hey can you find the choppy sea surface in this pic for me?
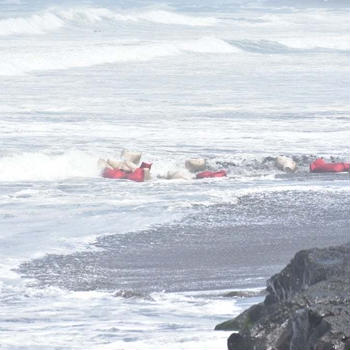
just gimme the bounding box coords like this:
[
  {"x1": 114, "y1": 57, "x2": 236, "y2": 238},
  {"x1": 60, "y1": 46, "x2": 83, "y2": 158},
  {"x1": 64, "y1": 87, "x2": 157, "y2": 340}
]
[{"x1": 0, "y1": 0, "x2": 349, "y2": 348}]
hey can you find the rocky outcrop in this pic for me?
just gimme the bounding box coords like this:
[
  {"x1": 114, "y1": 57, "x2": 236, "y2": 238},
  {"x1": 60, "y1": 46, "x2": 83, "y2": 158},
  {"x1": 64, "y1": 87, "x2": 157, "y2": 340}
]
[{"x1": 215, "y1": 243, "x2": 350, "y2": 350}]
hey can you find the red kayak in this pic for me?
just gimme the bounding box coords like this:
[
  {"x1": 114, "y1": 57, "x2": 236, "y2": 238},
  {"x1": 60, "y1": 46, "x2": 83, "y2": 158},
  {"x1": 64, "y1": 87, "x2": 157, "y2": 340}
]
[
  {"x1": 102, "y1": 167, "x2": 145, "y2": 182},
  {"x1": 310, "y1": 158, "x2": 350, "y2": 173},
  {"x1": 196, "y1": 170, "x2": 227, "y2": 179}
]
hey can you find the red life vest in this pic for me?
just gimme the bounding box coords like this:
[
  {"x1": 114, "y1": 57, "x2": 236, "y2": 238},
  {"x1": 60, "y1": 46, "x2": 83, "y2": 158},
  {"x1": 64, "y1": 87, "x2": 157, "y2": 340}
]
[
  {"x1": 310, "y1": 158, "x2": 350, "y2": 173},
  {"x1": 196, "y1": 170, "x2": 227, "y2": 179}
]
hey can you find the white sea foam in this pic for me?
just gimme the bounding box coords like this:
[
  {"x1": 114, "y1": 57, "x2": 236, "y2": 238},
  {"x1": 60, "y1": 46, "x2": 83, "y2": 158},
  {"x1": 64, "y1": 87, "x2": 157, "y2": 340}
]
[
  {"x1": 230, "y1": 38, "x2": 350, "y2": 53},
  {"x1": 0, "y1": 12, "x2": 65, "y2": 35},
  {"x1": 0, "y1": 150, "x2": 100, "y2": 181},
  {"x1": 0, "y1": 43, "x2": 177, "y2": 76},
  {"x1": 278, "y1": 35, "x2": 350, "y2": 51},
  {"x1": 179, "y1": 36, "x2": 237, "y2": 53},
  {"x1": 123, "y1": 9, "x2": 218, "y2": 26},
  {"x1": 0, "y1": 285, "x2": 247, "y2": 350},
  {"x1": 0, "y1": 37, "x2": 236, "y2": 76}
]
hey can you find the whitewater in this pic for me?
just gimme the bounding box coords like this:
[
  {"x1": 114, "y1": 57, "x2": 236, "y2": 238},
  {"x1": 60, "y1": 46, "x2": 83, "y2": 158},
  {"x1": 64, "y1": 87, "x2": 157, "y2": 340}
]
[{"x1": 0, "y1": 0, "x2": 349, "y2": 349}]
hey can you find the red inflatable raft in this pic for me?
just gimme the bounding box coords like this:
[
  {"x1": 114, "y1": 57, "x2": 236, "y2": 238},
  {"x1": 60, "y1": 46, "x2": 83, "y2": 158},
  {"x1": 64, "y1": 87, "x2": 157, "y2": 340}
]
[
  {"x1": 102, "y1": 167, "x2": 145, "y2": 182},
  {"x1": 310, "y1": 158, "x2": 350, "y2": 173},
  {"x1": 196, "y1": 170, "x2": 227, "y2": 179}
]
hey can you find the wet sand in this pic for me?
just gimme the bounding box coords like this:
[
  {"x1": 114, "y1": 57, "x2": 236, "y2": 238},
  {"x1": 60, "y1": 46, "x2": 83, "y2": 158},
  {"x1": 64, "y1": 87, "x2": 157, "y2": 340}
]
[{"x1": 19, "y1": 189, "x2": 349, "y2": 293}]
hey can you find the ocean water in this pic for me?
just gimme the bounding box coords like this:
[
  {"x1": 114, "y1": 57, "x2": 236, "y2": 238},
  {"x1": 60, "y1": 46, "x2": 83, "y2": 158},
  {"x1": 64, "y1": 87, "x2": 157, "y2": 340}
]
[{"x1": 0, "y1": 0, "x2": 349, "y2": 348}]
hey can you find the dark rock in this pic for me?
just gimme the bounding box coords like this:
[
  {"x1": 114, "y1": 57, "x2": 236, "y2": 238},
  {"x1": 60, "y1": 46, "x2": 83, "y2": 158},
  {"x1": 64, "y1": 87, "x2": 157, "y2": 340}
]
[
  {"x1": 215, "y1": 243, "x2": 350, "y2": 350},
  {"x1": 342, "y1": 337, "x2": 350, "y2": 350},
  {"x1": 113, "y1": 289, "x2": 154, "y2": 301},
  {"x1": 227, "y1": 333, "x2": 253, "y2": 349},
  {"x1": 262, "y1": 156, "x2": 277, "y2": 163},
  {"x1": 214, "y1": 161, "x2": 237, "y2": 168},
  {"x1": 223, "y1": 289, "x2": 266, "y2": 298},
  {"x1": 291, "y1": 154, "x2": 317, "y2": 167}
]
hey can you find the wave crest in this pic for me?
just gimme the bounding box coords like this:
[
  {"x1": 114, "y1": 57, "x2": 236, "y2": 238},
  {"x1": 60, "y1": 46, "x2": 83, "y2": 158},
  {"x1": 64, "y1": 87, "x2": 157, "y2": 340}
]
[
  {"x1": 0, "y1": 37, "x2": 235, "y2": 76},
  {"x1": 0, "y1": 7, "x2": 217, "y2": 36},
  {"x1": 229, "y1": 38, "x2": 350, "y2": 53},
  {"x1": 0, "y1": 151, "x2": 100, "y2": 182},
  {"x1": 0, "y1": 12, "x2": 64, "y2": 35}
]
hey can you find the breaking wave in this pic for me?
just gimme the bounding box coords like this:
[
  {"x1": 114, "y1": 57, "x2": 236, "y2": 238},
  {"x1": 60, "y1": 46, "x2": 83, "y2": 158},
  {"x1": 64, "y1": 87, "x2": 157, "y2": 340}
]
[
  {"x1": 0, "y1": 150, "x2": 100, "y2": 181},
  {"x1": 1, "y1": 150, "x2": 348, "y2": 182},
  {"x1": 211, "y1": 154, "x2": 350, "y2": 177},
  {"x1": 0, "y1": 7, "x2": 217, "y2": 36},
  {"x1": 0, "y1": 12, "x2": 65, "y2": 35},
  {"x1": 0, "y1": 37, "x2": 236, "y2": 76},
  {"x1": 229, "y1": 38, "x2": 350, "y2": 54}
]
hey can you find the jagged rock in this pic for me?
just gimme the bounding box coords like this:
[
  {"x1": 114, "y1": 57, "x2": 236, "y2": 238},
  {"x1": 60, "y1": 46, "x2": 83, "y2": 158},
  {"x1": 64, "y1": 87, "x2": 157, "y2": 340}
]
[
  {"x1": 215, "y1": 243, "x2": 350, "y2": 350},
  {"x1": 223, "y1": 290, "x2": 266, "y2": 298}
]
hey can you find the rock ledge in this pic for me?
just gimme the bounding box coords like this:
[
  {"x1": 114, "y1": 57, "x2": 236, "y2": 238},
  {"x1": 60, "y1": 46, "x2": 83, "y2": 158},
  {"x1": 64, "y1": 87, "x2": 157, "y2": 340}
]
[{"x1": 215, "y1": 243, "x2": 350, "y2": 350}]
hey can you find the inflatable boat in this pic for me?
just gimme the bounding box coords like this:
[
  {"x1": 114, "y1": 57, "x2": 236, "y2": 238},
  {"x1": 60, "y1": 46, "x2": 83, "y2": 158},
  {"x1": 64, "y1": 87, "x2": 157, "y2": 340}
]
[
  {"x1": 102, "y1": 167, "x2": 145, "y2": 182},
  {"x1": 196, "y1": 170, "x2": 227, "y2": 179},
  {"x1": 310, "y1": 158, "x2": 350, "y2": 173}
]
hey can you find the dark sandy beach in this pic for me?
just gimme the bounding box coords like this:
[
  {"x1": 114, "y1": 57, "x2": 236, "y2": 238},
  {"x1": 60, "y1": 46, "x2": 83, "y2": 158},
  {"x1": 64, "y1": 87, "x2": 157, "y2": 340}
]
[{"x1": 20, "y1": 188, "x2": 349, "y2": 293}]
